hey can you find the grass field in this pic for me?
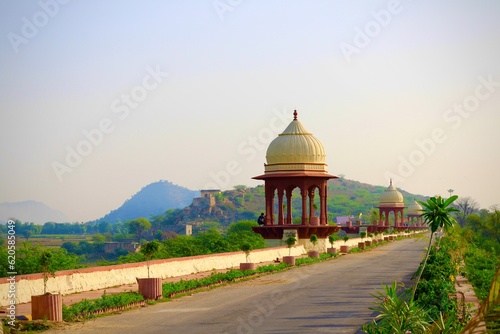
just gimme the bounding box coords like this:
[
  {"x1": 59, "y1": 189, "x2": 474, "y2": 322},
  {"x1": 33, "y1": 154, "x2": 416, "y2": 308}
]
[{"x1": 20, "y1": 234, "x2": 92, "y2": 248}]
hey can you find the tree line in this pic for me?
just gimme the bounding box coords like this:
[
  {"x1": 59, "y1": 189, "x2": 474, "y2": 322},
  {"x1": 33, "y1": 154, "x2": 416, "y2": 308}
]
[{"x1": 0, "y1": 220, "x2": 265, "y2": 277}]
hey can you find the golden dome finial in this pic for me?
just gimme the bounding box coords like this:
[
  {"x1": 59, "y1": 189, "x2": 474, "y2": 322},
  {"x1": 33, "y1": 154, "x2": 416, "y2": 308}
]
[{"x1": 293, "y1": 110, "x2": 298, "y2": 120}]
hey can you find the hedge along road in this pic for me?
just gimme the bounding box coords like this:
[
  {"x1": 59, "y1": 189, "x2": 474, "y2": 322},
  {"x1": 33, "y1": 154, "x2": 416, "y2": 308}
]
[{"x1": 46, "y1": 237, "x2": 427, "y2": 334}]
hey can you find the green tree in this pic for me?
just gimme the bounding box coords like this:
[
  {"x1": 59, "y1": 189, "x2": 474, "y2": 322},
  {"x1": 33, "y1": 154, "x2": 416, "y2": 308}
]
[
  {"x1": 362, "y1": 282, "x2": 431, "y2": 333},
  {"x1": 412, "y1": 195, "x2": 458, "y2": 300},
  {"x1": 22, "y1": 229, "x2": 33, "y2": 241},
  {"x1": 141, "y1": 240, "x2": 160, "y2": 278},
  {"x1": 198, "y1": 229, "x2": 229, "y2": 253},
  {"x1": 128, "y1": 218, "x2": 152, "y2": 242},
  {"x1": 286, "y1": 236, "x2": 297, "y2": 256},
  {"x1": 40, "y1": 250, "x2": 55, "y2": 294},
  {"x1": 92, "y1": 233, "x2": 106, "y2": 244},
  {"x1": 310, "y1": 234, "x2": 318, "y2": 251},
  {"x1": 225, "y1": 220, "x2": 265, "y2": 251},
  {"x1": 240, "y1": 242, "x2": 252, "y2": 262},
  {"x1": 328, "y1": 234, "x2": 337, "y2": 248},
  {"x1": 162, "y1": 235, "x2": 204, "y2": 257}
]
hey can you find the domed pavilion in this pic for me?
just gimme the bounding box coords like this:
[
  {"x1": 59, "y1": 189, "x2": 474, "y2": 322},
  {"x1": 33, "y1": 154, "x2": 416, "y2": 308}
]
[
  {"x1": 377, "y1": 180, "x2": 406, "y2": 229},
  {"x1": 252, "y1": 110, "x2": 339, "y2": 239},
  {"x1": 407, "y1": 199, "x2": 424, "y2": 227}
]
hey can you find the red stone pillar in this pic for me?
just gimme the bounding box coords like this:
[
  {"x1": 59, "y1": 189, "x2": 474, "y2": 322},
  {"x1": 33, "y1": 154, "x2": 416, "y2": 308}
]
[
  {"x1": 286, "y1": 189, "x2": 292, "y2": 225},
  {"x1": 265, "y1": 184, "x2": 274, "y2": 225},
  {"x1": 301, "y1": 186, "x2": 307, "y2": 225},
  {"x1": 278, "y1": 188, "x2": 284, "y2": 225},
  {"x1": 308, "y1": 188, "x2": 314, "y2": 223}
]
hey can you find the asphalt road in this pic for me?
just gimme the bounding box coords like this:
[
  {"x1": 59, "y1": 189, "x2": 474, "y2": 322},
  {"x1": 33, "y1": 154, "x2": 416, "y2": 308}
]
[{"x1": 47, "y1": 237, "x2": 427, "y2": 334}]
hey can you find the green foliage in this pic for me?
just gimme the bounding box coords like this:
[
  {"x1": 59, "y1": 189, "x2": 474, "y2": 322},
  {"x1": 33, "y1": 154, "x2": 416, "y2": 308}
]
[
  {"x1": 0, "y1": 242, "x2": 82, "y2": 278},
  {"x1": 240, "y1": 242, "x2": 252, "y2": 262},
  {"x1": 141, "y1": 240, "x2": 161, "y2": 278},
  {"x1": 141, "y1": 240, "x2": 160, "y2": 259},
  {"x1": 328, "y1": 234, "x2": 338, "y2": 247},
  {"x1": 61, "y1": 239, "x2": 104, "y2": 259},
  {"x1": 161, "y1": 235, "x2": 205, "y2": 257},
  {"x1": 419, "y1": 195, "x2": 459, "y2": 234},
  {"x1": 40, "y1": 250, "x2": 54, "y2": 294},
  {"x1": 127, "y1": 218, "x2": 152, "y2": 242},
  {"x1": 115, "y1": 220, "x2": 265, "y2": 264},
  {"x1": 285, "y1": 236, "x2": 296, "y2": 248},
  {"x1": 225, "y1": 220, "x2": 266, "y2": 251},
  {"x1": 365, "y1": 230, "x2": 473, "y2": 333},
  {"x1": 62, "y1": 291, "x2": 144, "y2": 321},
  {"x1": 413, "y1": 246, "x2": 457, "y2": 320},
  {"x1": 162, "y1": 264, "x2": 290, "y2": 298},
  {"x1": 198, "y1": 229, "x2": 231, "y2": 254},
  {"x1": 464, "y1": 243, "x2": 499, "y2": 300},
  {"x1": 91, "y1": 233, "x2": 106, "y2": 244},
  {"x1": 285, "y1": 236, "x2": 296, "y2": 256},
  {"x1": 465, "y1": 207, "x2": 500, "y2": 255},
  {"x1": 200, "y1": 221, "x2": 221, "y2": 230},
  {"x1": 362, "y1": 282, "x2": 431, "y2": 334},
  {"x1": 412, "y1": 195, "x2": 458, "y2": 300},
  {"x1": 343, "y1": 236, "x2": 349, "y2": 244}
]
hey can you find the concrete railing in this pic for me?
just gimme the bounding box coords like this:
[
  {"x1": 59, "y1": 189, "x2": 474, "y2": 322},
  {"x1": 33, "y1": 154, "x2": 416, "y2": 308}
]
[{"x1": 0, "y1": 245, "x2": 307, "y2": 306}]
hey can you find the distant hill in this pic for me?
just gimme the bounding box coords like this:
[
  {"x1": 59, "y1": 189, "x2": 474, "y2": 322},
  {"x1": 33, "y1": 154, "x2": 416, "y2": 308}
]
[
  {"x1": 95, "y1": 180, "x2": 199, "y2": 223},
  {"x1": 154, "y1": 178, "x2": 428, "y2": 227},
  {"x1": 0, "y1": 200, "x2": 67, "y2": 224}
]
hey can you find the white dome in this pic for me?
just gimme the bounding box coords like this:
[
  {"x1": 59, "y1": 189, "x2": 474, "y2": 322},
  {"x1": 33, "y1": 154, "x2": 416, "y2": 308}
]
[
  {"x1": 263, "y1": 111, "x2": 329, "y2": 175},
  {"x1": 407, "y1": 199, "x2": 423, "y2": 215},
  {"x1": 379, "y1": 180, "x2": 404, "y2": 208}
]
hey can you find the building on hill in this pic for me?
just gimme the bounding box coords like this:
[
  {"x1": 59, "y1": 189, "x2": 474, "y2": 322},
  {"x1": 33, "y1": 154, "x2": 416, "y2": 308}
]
[{"x1": 192, "y1": 189, "x2": 220, "y2": 209}]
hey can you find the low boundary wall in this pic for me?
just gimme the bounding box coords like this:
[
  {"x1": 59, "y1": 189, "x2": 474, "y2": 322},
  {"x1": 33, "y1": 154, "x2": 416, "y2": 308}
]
[{"x1": 0, "y1": 245, "x2": 306, "y2": 306}]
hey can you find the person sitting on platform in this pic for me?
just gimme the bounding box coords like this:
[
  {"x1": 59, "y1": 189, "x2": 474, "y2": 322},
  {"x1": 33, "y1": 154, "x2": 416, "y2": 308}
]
[{"x1": 257, "y1": 213, "x2": 265, "y2": 226}]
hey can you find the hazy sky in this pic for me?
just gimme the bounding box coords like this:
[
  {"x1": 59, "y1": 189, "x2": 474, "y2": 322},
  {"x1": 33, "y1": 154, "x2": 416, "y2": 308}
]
[{"x1": 1, "y1": 0, "x2": 499, "y2": 222}]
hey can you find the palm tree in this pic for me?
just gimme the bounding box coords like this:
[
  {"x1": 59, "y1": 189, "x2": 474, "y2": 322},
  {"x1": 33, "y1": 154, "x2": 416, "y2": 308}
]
[{"x1": 411, "y1": 195, "x2": 458, "y2": 300}]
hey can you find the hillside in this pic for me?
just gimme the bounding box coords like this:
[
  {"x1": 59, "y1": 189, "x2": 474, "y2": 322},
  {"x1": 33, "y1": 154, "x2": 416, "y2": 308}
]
[
  {"x1": 0, "y1": 200, "x2": 67, "y2": 224},
  {"x1": 153, "y1": 178, "x2": 428, "y2": 226},
  {"x1": 95, "y1": 180, "x2": 199, "y2": 223}
]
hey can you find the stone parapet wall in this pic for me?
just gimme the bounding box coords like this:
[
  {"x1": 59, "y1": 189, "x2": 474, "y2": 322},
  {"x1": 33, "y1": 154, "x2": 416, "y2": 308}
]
[{"x1": 0, "y1": 245, "x2": 306, "y2": 307}]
